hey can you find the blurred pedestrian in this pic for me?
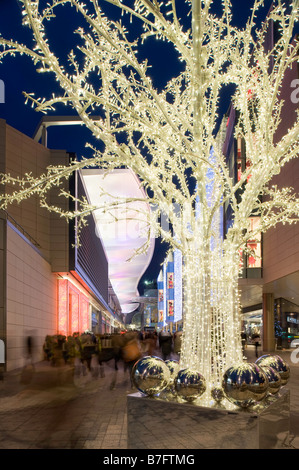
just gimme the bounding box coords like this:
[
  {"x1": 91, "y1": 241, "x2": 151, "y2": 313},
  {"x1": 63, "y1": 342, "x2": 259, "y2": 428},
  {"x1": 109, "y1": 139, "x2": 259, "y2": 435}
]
[
  {"x1": 111, "y1": 331, "x2": 125, "y2": 371},
  {"x1": 174, "y1": 330, "x2": 182, "y2": 358},
  {"x1": 159, "y1": 330, "x2": 173, "y2": 361},
  {"x1": 252, "y1": 332, "x2": 261, "y2": 358},
  {"x1": 109, "y1": 332, "x2": 125, "y2": 389},
  {"x1": 43, "y1": 335, "x2": 53, "y2": 361},
  {"x1": 27, "y1": 335, "x2": 32, "y2": 356},
  {"x1": 20, "y1": 335, "x2": 35, "y2": 385},
  {"x1": 122, "y1": 331, "x2": 142, "y2": 388},
  {"x1": 241, "y1": 331, "x2": 247, "y2": 352},
  {"x1": 144, "y1": 332, "x2": 156, "y2": 356},
  {"x1": 80, "y1": 332, "x2": 96, "y2": 372}
]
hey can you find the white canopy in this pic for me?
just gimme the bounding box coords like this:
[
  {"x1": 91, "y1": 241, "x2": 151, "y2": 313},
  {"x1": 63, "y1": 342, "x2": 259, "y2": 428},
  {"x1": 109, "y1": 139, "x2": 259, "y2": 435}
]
[{"x1": 80, "y1": 168, "x2": 155, "y2": 314}]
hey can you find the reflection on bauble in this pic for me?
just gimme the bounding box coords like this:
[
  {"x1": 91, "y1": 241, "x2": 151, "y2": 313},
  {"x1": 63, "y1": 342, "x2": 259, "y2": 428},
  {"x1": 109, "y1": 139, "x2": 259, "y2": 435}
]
[
  {"x1": 174, "y1": 368, "x2": 206, "y2": 402},
  {"x1": 255, "y1": 355, "x2": 290, "y2": 385},
  {"x1": 259, "y1": 365, "x2": 282, "y2": 395},
  {"x1": 222, "y1": 362, "x2": 269, "y2": 408},
  {"x1": 165, "y1": 359, "x2": 180, "y2": 380},
  {"x1": 131, "y1": 356, "x2": 171, "y2": 396}
]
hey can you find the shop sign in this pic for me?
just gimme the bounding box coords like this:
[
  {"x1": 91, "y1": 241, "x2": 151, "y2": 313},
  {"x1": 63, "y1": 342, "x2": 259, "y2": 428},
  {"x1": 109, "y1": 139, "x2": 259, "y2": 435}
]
[
  {"x1": 167, "y1": 272, "x2": 174, "y2": 289},
  {"x1": 287, "y1": 315, "x2": 299, "y2": 324},
  {"x1": 159, "y1": 310, "x2": 163, "y2": 322},
  {"x1": 168, "y1": 300, "x2": 174, "y2": 316}
]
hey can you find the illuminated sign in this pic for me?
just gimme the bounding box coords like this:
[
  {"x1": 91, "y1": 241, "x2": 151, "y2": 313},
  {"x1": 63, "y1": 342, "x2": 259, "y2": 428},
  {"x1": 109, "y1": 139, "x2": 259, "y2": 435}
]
[
  {"x1": 287, "y1": 316, "x2": 299, "y2": 324},
  {"x1": 159, "y1": 310, "x2": 164, "y2": 322},
  {"x1": 168, "y1": 300, "x2": 174, "y2": 317},
  {"x1": 167, "y1": 272, "x2": 174, "y2": 289}
]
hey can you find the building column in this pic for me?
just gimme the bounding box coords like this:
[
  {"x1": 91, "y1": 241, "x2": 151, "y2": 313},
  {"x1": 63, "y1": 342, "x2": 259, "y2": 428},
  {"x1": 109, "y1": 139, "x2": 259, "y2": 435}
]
[{"x1": 262, "y1": 293, "x2": 275, "y2": 352}]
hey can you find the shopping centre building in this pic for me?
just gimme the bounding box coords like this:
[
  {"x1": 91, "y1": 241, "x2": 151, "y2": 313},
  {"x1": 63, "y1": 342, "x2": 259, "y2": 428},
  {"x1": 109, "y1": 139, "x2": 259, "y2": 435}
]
[
  {"x1": 0, "y1": 119, "x2": 125, "y2": 371},
  {"x1": 222, "y1": 30, "x2": 299, "y2": 351}
]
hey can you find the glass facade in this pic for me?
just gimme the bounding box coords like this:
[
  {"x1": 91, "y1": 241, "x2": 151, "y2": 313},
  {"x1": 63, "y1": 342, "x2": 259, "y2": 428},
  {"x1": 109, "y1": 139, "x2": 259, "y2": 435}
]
[
  {"x1": 241, "y1": 308, "x2": 263, "y2": 345},
  {"x1": 275, "y1": 298, "x2": 299, "y2": 349}
]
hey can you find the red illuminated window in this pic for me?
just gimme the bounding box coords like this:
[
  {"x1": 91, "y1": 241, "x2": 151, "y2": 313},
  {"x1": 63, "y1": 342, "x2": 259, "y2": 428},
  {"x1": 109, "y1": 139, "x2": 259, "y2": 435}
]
[{"x1": 58, "y1": 278, "x2": 90, "y2": 335}]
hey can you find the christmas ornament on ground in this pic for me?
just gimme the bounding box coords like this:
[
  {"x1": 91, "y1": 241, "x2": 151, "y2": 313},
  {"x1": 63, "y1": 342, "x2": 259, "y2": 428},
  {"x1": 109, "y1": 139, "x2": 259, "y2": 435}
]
[
  {"x1": 222, "y1": 363, "x2": 269, "y2": 408},
  {"x1": 131, "y1": 356, "x2": 171, "y2": 396},
  {"x1": 258, "y1": 365, "x2": 282, "y2": 395},
  {"x1": 256, "y1": 355, "x2": 290, "y2": 386},
  {"x1": 211, "y1": 386, "x2": 225, "y2": 403},
  {"x1": 174, "y1": 368, "x2": 206, "y2": 402}
]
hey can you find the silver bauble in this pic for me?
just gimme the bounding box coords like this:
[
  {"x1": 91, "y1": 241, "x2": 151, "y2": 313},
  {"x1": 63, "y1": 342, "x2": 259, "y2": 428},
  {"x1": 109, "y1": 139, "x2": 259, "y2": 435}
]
[
  {"x1": 256, "y1": 354, "x2": 290, "y2": 385},
  {"x1": 174, "y1": 368, "x2": 206, "y2": 402},
  {"x1": 222, "y1": 362, "x2": 269, "y2": 408},
  {"x1": 131, "y1": 356, "x2": 171, "y2": 396},
  {"x1": 260, "y1": 365, "x2": 282, "y2": 395},
  {"x1": 165, "y1": 360, "x2": 180, "y2": 380},
  {"x1": 211, "y1": 386, "x2": 225, "y2": 403}
]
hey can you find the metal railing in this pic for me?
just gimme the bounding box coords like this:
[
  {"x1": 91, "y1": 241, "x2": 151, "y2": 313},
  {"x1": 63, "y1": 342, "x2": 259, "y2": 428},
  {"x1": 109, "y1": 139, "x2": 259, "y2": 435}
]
[{"x1": 2, "y1": 210, "x2": 41, "y2": 248}]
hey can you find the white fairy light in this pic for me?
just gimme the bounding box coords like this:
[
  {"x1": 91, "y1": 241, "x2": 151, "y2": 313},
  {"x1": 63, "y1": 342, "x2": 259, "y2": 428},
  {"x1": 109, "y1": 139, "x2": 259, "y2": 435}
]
[{"x1": 0, "y1": 0, "x2": 298, "y2": 394}]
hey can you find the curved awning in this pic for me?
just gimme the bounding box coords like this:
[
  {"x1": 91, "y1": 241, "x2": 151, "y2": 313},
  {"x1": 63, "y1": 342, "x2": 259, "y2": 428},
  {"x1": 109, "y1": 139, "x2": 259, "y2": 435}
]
[{"x1": 80, "y1": 168, "x2": 155, "y2": 314}]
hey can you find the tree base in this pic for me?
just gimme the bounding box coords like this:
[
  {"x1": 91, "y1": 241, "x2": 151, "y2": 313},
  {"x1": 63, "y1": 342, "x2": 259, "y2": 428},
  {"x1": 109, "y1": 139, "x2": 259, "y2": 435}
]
[{"x1": 127, "y1": 388, "x2": 290, "y2": 449}]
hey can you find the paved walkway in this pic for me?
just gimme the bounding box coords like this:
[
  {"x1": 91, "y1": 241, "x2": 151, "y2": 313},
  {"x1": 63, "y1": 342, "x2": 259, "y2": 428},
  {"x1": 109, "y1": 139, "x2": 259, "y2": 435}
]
[{"x1": 0, "y1": 346, "x2": 298, "y2": 450}]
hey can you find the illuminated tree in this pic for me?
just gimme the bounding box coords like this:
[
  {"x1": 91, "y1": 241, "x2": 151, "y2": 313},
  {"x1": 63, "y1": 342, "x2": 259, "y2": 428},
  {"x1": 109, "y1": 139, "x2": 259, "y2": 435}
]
[{"x1": 0, "y1": 0, "x2": 298, "y2": 397}]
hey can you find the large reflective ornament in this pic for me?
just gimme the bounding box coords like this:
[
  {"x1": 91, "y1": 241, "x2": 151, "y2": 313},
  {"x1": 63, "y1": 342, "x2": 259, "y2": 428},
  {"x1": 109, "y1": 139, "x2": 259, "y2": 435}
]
[
  {"x1": 260, "y1": 365, "x2": 282, "y2": 395},
  {"x1": 174, "y1": 369, "x2": 206, "y2": 402},
  {"x1": 222, "y1": 363, "x2": 269, "y2": 408},
  {"x1": 256, "y1": 355, "x2": 290, "y2": 385},
  {"x1": 131, "y1": 356, "x2": 171, "y2": 396}
]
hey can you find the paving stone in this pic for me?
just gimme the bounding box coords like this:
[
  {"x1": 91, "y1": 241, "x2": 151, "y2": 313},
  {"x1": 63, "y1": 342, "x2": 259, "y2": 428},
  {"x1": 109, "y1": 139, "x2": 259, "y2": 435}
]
[{"x1": 0, "y1": 347, "x2": 298, "y2": 449}]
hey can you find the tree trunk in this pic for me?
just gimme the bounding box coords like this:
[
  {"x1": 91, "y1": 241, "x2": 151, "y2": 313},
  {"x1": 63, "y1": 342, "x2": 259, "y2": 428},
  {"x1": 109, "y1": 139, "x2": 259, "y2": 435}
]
[{"x1": 179, "y1": 240, "x2": 243, "y2": 397}]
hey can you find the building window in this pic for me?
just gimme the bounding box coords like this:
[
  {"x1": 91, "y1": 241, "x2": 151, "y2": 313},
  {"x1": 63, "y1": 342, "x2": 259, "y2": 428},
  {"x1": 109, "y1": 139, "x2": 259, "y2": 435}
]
[
  {"x1": 58, "y1": 278, "x2": 90, "y2": 336},
  {"x1": 69, "y1": 288, "x2": 79, "y2": 333}
]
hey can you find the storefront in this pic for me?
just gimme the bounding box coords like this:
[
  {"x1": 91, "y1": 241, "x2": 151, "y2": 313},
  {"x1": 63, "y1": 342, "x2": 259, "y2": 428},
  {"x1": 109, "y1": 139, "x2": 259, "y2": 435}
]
[
  {"x1": 57, "y1": 276, "x2": 90, "y2": 335},
  {"x1": 57, "y1": 274, "x2": 115, "y2": 337},
  {"x1": 275, "y1": 298, "x2": 299, "y2": 349},
  {"x1": 241, "y1": 308, "x2": 263, "y2": 344}
]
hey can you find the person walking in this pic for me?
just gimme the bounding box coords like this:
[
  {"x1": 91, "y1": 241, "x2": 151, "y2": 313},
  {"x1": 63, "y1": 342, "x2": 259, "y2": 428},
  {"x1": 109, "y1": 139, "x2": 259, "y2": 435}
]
[
  {"x1": 174, "y1": 330, "x2": 182, "y2": 359},
  {"x1": 121, "y1": 331, "x2": 142, "y2": 388},
  {"x1": 252, "y1": 332, "x2": 261, "y2": 358},
  {"x1": 159, "y1": 330, "x2": 173, "y2": 361}
]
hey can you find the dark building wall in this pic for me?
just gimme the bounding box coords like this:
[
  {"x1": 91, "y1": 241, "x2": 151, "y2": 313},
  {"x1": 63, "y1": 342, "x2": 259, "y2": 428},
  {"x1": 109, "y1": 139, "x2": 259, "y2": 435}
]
[
  {"x1": 70, "y1": 171, "x2": 109, "y2": 304},
  {"x1": 262, "y1": 38, "x2": 299, "y2": 285},
  {"x1": 0, "y1": 119, "x2": 70, "y2": 264}
]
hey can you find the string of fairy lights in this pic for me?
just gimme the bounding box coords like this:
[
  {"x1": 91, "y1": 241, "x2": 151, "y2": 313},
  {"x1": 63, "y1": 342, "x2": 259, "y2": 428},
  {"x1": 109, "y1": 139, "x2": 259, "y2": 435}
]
[{"x1": 0, "y1": 0, "x2": 298, "y2": 392}]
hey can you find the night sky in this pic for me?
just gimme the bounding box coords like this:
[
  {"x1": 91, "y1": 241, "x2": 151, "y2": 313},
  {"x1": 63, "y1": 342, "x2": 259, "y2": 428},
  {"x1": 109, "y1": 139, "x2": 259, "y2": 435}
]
[{"x1": 0, "y1": 0, "x2": 288, "y2": 292}]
